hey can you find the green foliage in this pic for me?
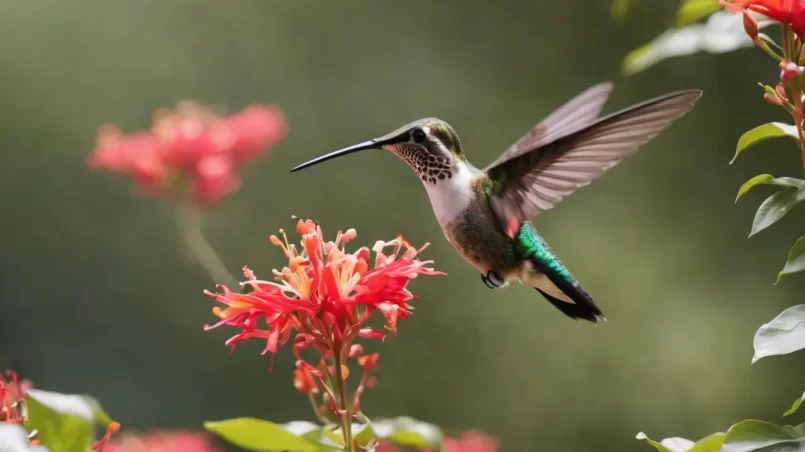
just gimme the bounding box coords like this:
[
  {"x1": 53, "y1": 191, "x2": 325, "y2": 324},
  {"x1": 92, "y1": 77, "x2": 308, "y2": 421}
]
[
  {"x1": 204, "y1": 418, "x2": 334, "y2": 451},
  {"x1": 350, "y1": 417, "x2": 443, "y2": 450},
  {"x1": 636, "y1": 431, "x2": 725, "y2": 451},
  {"x1": 784, "y1": 392, "x2": 805, "y2": 417},
  {"x1": 749, "y1": 185, "x2": 805, "y2": 236},
  {"x1": 735, "y1": 175, "x2": 803, "y2": 202},
  {"x1": 721, "y1": 419, "x2": 805, "y2": 451},
  {"x1": 676, "y1": 0, "x2": 722, "y2": 27},
  {"x1": 205, "y1": 416, "x2": 443, "y2": 452},
  {"x1": 25, "y1": 389, "x2": 112, "y2": 452},
  {"x1": 731, "y1": 123, "x2": 799, "y2": 164},
  {"x1": 778, "y1": 236, "x2": 805, "y2": 282},
  {"x1": 611, "y1": 0, "x2": 639, "y2": 22},
  {"x1": 752, "y1": 305, "x2": 805, "y2": 363},
  {"x1": 622, "y1": 11, "x2": 752, "y2": 75}
]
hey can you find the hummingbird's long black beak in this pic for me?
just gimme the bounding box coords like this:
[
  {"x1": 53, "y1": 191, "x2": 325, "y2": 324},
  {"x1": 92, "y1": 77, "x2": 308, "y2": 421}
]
[{"x1": 289, "y1": 140, "x2": 381, "y2": 173}]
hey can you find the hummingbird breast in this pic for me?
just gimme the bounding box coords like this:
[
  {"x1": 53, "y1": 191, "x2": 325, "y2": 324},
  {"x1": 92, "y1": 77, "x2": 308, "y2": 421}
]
[{"x1": 442, "y1": 199, "x2": 521, "y2": 276}]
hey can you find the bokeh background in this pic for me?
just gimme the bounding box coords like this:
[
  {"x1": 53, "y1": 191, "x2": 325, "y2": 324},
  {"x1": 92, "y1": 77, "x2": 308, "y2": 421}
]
[{"x1": 2, "y1": 1, "x2": 804, "y2": 450}]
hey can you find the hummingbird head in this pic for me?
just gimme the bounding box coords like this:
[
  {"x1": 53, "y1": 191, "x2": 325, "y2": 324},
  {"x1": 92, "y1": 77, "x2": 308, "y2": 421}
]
[{"x1": 289, "y1": 118, "x2": 466, "y2": 185}]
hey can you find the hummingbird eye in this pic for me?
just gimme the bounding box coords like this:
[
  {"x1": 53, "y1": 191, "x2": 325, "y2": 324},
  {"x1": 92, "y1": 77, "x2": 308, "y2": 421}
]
[{"x1": 411, "y1": 128, "x2": 427, "y2": 143}]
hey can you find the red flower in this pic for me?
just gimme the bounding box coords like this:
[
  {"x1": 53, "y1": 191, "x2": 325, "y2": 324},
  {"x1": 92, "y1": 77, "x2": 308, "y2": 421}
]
[
  {"x1": 102, "y1": 430, "x2": 221, "y2": 452},
  {"x1": 0, "y1": 371, "x2": 32, "y2": 423},
  {"x1": 204, "y1": 218, "x2": 444, "y2": 416},
  {"x1": 721, "y1": 0, "x2": 805, "y2": 37},
  {"x1": 204, "y1": 219, "x2": 443, "y2": 360},
  {"x1": 88, "y1": 102, "x2": 286, "y2": 206}
]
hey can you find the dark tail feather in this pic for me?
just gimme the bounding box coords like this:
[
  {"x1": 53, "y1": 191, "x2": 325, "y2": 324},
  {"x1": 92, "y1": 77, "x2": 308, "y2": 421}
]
[
  {"x1": 527, "y1": 256, "x2": 606, "y2": 324},
  {"x1": 534, "y1": 288, "x2": 604, "y2": 323}
]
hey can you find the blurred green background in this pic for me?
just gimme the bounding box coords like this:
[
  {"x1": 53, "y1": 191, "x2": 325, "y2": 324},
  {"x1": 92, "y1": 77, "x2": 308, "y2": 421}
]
[{"x1": 2, "y1": 0, "x2": 804, "y2": 450}]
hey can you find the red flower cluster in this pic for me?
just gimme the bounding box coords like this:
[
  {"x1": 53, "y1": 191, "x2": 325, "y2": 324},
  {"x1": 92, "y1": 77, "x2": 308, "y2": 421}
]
[
  {"x1": 87, "y1": 101, "x2": 286, "y2": 205},
  {"x1": 0, "y1": 371, "x2": 32, "y2": 424},
  {"x1": 102, "y1": 431, "x2": 221, "y2": 452},
  {"x1": 204, "y1": 219, "x2": 443, "y2": 417},
  {"x1": 374, "y1": 431, "x2": 499, "y2": 452},
  {"x1": 204, "y1": 219, "x2": 443, "y2": 359},
  {"x1": 722, "y1": 0, "x2": 805, "y2": 37}
]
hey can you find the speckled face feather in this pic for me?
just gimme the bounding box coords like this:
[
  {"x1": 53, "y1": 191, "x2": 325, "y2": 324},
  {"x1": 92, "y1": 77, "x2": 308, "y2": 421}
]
[{"x1": 382, "y1": 119, "x2": 465, "y2": 185}]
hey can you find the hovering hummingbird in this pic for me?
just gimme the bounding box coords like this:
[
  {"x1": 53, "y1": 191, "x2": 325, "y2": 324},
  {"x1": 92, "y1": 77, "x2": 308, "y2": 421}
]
[{"x1": 289, "y1": 83, "x2": 702, "y2": 323}]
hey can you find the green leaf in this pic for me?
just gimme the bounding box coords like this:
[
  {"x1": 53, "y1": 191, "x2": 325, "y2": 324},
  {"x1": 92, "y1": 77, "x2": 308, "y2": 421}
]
[
  {"x1": 612, "y1": 0, "x2": 639, "y2": 22},
  {"x1": 752, "y1": 305, "x2": 805, "y2": 363},
  {"x1": 735, "y1": 174, "x2": 804, "y2": 202},
  {"x1": 25, "y1": 389, "x2": 101, "y2": 452},
  {"x1": 750, "y1": 187, "x2": 805, "y2": 236},
  {"x1": 204, "y1": 418, "x2": 331, "y2": 451},
  {"x1": 0, "y1": 423, "x2": 47, "y2": 452},
  {"x1": 721, "y1": 419, "x2": 805, "y2": 451},
  {"x1": 344, "y1": 417, "x2": 442, "y2": 450},
  {"x1": 777, "y1": 236, "x2": 805, "y2": 283},
  {"x1": 636, "y1": 431, "x2": 725, "y2": 451},
  {"x1": 675, "y1": 0, "x2": 721, "y2": 27},
  {"x1": 623, "y1": 11, "x2": 753, "y2": 75},
  {"x1": 731, "y1": 123, "x2": 799, "y2": 164},
  {"x1": 784, "y1": 391, "x2": 805, "y2": 417}
]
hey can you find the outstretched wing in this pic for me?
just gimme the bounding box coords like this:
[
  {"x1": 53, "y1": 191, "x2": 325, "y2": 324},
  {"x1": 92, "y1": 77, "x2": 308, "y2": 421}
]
[
  {"x1": 485, "y1": 90, "x2": 702, "y2": 229},
  {"x1": 484, "y1": 82, "x2": 614, "y2": 170}
]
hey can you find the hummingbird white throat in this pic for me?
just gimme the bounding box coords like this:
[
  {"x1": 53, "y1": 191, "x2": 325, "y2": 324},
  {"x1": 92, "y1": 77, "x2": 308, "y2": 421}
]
[{"x1": 290, "y1": 82, "x2": 702, "y2": 324}]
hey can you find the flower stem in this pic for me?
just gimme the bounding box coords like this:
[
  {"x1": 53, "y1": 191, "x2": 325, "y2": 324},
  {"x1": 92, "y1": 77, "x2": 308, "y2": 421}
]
[
  {"x1": 308, "y1": 393, "x2": 331, "y2": 425},
  {"x1": 333, "y1": 348, "x2": 353, "y2": 452},
  {"x1": 175, "y1": 201, "x2": 238, "y2": 288}
]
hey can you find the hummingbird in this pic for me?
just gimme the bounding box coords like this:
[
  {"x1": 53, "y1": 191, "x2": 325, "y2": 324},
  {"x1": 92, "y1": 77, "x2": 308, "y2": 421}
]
[{"x1": 289, "y1": 83, "x2": 702, "y2": 324}]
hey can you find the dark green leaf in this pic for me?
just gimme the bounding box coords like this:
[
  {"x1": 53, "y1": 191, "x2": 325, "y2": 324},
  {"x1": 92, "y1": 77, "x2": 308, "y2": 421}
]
[
  {"x1": 735, "y1": 175, "x2": 804, "y2": 202},
  {"x1": 622, "y1": 11, "x2": 752, "y2": 75},
  {"x1": 0, "y1": 423, "x2": 47, "y2": 452},
  {"x1": 777, "y1": 236, "x2": 805, "y2": 283},
  {"x1": 612, "y1": 0, "x2": 639, "y2": 22},
  {"x1": 784, "y1": 391, "x2": 805, "y2": 417},
  {"x1": 752, "y1": 305, "x2": 805, "y2": 363},
  {"x1": 204, "y1": 418, "x2": 331, "y2": 451},
  {"x1": 636, "y1": 431, "x2": 725, "y2": 451},
  {"x1": 750, "y1": 187, "x2": 805, "y2": 236},
  {"x1": 721, "y1": 419, "x2": 805, "y2": 452},
  {"x1": 25, "y1": 389, "x2": 98, "y2": 452},
  {"x1": 675, "y1": 0, "x2": 722, "y2": 27},
  {"x1": 731, "y1": 123, "x2": 799, "y2": 164}
]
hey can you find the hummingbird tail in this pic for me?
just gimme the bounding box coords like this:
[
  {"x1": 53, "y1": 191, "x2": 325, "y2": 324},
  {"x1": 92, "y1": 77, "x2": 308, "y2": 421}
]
[{"x1": 524, "y1": 256, "x2": 606, "y2": 324}]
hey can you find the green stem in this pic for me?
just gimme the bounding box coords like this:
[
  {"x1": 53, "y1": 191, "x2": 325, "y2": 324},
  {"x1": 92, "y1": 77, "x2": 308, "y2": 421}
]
[
  {"x1": 175, "y1": 201, "x2": 238, "y2": 288},
  {"x1": 755, "y1": 38, "x2": 784, "y2": 62},
  {"x1": 333, "y1": 348, "x2": 353, "y2": 452}
]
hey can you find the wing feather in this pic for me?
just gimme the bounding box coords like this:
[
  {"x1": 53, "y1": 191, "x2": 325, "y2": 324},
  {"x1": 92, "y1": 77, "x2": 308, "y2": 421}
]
[
  {"x1": 487, "y1": 89, "x2": 702, "y2": 228},
  {"x1": 484, "y1": 82, "x2": 614, "y2": 170}
]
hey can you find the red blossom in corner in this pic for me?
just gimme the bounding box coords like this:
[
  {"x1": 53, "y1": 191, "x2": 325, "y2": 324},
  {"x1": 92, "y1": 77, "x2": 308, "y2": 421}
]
[
  {"x1": 721, "y1": 0, "x2": 805, "y2": 37},
  {"x1": 87, "y1": 101, "x2": 286, "y2": 206},
  {"x1": 0, "y1": 370, "x2": 32, "y2": 424}
]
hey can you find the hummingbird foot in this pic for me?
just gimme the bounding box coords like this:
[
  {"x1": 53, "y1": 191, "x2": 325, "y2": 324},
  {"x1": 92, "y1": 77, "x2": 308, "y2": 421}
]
[{"x1": 481, "y1": 270, "x2": 505, "y2": 289}]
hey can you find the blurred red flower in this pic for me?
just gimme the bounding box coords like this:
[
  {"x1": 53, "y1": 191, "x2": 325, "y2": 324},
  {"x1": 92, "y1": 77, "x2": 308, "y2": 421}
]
[
  {"x1": 102, "y1": 431, "x2": 221, "y2": 452},
  {"x1": 0, "y1": 371, "x2": 32, "y2": 423},
  {"x1": 87, "y1": 101, "x2": 286, "y2": 205},
  {"x1": 721, "y1": 0, "x2": 805, "y2": 37},
  {"x1": 442, "y1": 431, "x2": 499, "y2": 452}
]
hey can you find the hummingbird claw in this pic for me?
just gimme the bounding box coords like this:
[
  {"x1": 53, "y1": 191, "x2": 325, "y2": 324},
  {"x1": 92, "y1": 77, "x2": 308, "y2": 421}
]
[{"x1": 481, "y1": 270, "x2": 504, "y2": 289}]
